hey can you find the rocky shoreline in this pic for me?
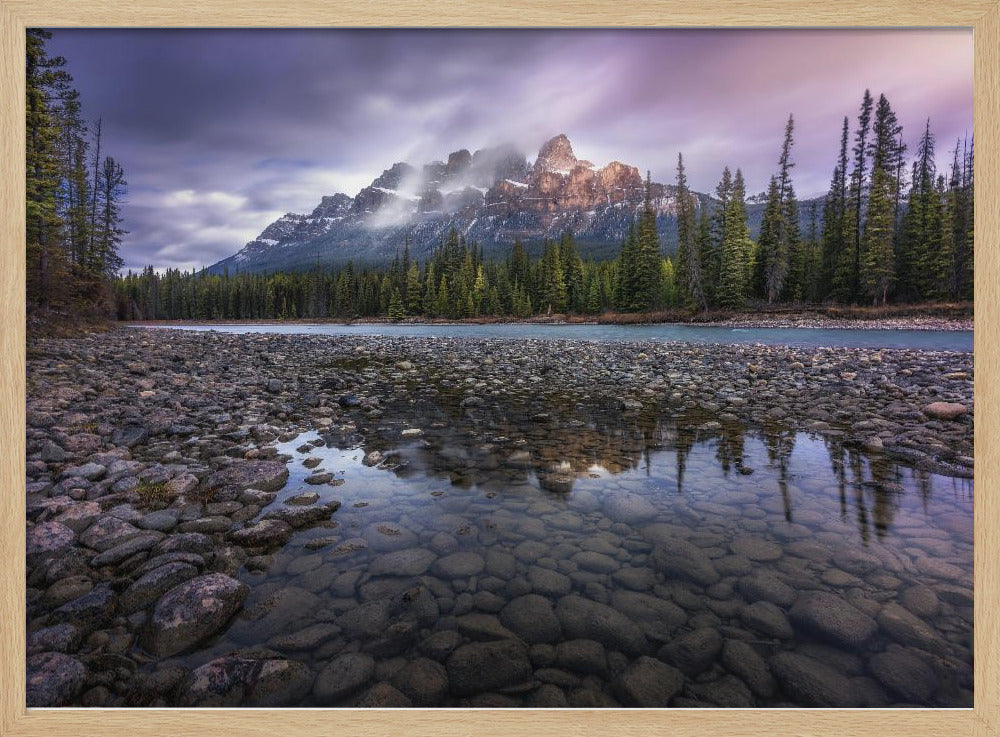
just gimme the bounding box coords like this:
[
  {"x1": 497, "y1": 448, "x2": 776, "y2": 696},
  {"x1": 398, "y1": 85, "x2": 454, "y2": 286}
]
[
  {"x1": 25, "y1": 328, "x2": 974, "y2": 707},
  {"x1": 129, "y1": 312, "x2": 975, "y2": 332}
]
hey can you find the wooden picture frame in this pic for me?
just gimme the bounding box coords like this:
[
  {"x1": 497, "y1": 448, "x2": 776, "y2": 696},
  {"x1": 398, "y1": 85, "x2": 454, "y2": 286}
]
[{"x1": 1, "y1": 2, "x2": 996, "y2": 735}]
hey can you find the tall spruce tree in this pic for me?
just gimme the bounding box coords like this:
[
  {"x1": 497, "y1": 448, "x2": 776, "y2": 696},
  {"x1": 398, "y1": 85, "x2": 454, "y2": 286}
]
[
  {"x1": 859, "y1": 94, "x2": 904, "y2": 305},
  {"x1": 845, "y1": 90, "x2": 875, "y2": 302},
  {"x1": 716, "y1": 169, "x2": 750, "y2": 308},
  {"x1": 633, "y1": 172, "x2": 663, "y2": 310},
  {"x1": 674, "y1": 153, "x2": 706, "y2": 311},
  {"x1": 755, "y1": 115, "x2": 799, "y2": 303},
  {"x1": 754, "y1": 176, "x2": 783, "y2": 302},
  {"x1": 616, "y1": 222, "x2": 639, "y2": 310},
  {"x1": 824, "y1": 117, "x2": 852, "y2": 301},
  {"x1": 899, "y1": 120, "x2": 938, "y2": 301}
]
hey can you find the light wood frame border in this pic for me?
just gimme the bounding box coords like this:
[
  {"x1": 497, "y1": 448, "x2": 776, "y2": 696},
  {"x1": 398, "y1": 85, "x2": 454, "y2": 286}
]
[{"x1": 1, "y1": 2, "x2": 997, "y2": 736}]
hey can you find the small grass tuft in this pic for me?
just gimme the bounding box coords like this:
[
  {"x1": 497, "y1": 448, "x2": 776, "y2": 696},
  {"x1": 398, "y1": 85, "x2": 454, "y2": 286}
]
[{"x1": 135, "y1": 480, "x2": 170, "y2": 508}]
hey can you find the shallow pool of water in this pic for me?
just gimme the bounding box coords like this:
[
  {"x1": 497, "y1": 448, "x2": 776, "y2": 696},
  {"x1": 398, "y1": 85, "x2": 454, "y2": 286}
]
[{"x1": 167, "y1": 395, "x2": 973, "y2": 707}]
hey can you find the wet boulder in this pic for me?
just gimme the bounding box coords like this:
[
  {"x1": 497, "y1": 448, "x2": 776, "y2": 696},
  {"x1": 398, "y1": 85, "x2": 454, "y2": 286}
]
[
  {"x1": 789, "y1": 591, "x2": 877, "y2": 651},
  {"x1": 181, "y1": 652, "x2": 313, "y2": 707},
  {"x1": 26, "y1": 652, "x2": 87, "y2": 706},
  {"x1": 446, "y1": 639, "x2": 532, "y2": 696},
  {"x1": 142, "y1": 573, "x2": 249, "y2": 657},
  {"x1": 555, "y1": 595, "x2": 647, "y2": 655}
]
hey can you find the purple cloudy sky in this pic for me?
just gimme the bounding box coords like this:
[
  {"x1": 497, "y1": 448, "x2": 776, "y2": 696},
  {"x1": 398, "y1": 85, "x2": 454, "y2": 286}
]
[{"x1": 45, "y1": 28, "x2": 973, "y2": 272}]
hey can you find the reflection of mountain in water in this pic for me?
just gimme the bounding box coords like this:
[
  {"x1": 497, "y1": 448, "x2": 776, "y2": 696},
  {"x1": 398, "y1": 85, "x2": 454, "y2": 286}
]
[{"x1": 340, "y1": 392, "x2": 972, "y2": 544}]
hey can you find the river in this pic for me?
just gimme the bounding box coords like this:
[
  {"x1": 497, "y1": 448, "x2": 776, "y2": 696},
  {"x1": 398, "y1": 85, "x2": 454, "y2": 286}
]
[{"x1": 139, "y1": 322, "x2": 974, "y2": 351}]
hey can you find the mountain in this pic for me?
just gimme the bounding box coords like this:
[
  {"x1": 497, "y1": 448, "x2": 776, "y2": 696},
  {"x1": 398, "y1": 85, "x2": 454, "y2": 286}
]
[{"x1": 209, "y1": 134, "x2": 820, "y2": 274}]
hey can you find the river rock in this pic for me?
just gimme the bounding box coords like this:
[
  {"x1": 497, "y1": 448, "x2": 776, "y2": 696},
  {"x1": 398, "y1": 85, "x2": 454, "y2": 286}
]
[
  {"x1": 203, "y1": 460, "x2": 289, "y2": 496},
  {"x1": 229, "y1": 519, "x2": 293, "y2": 548},
  {"x1": 603, "y1": 493, "x2": 657, "y2": 524},
  {"x1": 721, "y1": 639, "x2": 775, "y2": 698},
  {"x1": 313, "y1": 653, "x2": 376, "y2": 704},
  {"x1": 182, "y1": 653, "x2": 313, "y2": 707},
  {"x1": 651, "y1": 539, "x2": 720, "y2": 587},
  {"x1": 770, "y1": 651, "x2": 856, "y2": 707},
  {"x1": 869, "y1": 649, "x2": 938, "y2": 703},
  {"x1": 877, "y1": 603, "x2": 949, "y2": 654},
  {"x1": 390, "y1": 657, "x2": 449, "y2": 706},
  {"x1": 499, "y1": 594, "x2": 562, "y2": 644},
  {"x1": 27, "y1": 521, "x2": 76, "y2": 561},
  {"x1": 142, "y1": 573, "x2": 249, "y2": 656},
  {"x1": 121, "y1": 561, "x2": 198, "y2": 613},
  {"x1": 737, "y1": 573, "x2": 797, "y2": 607},
  {"x1": 50, "y1": 584, "x2": 116, "y2": 631},
  {"x1": 527, "y1": 566, "x2": 572, "y2": 596},
  {"x1": 658, "y1": 627, "x2": 723, "y2": 675},
  {"x1": 356, "y1": 682, "x2": 412, "y2": 707},
  {"x1": 730, "y1": 536, "x2": 784, "y2": 562},
  {"x1": 27, "y1": 623, "x2": 83, "y2": 655},
  {"x1": 555, "y1": 595, "x2": 647, "y2": 655},
  {"x1": 741, "y1": 601, "x2": 794, "y2": 639},
  {"x1": 789, "y1": 591, "x2": 877, "y2": 650},
  {"x1": 923, "y1": 401, "x2": 967, "y2": 420},
  {"x1": 613, "y1": 656, "x2": 684, "y2": 706},
  {"x1": 26, "y1": 652, "x2": 87, "y2": 706},
  {"x1": 79, "y1": 516, "x2": 145, "y2": 553},
  {"x1": 368, "y1": 547, "x2": 437, "y2": 577},
  {"x1": 446, "y1": 639, "x2": 532, "y2": 696},
  {"x1": 90, "y1": 532, "x2": 163, "y2": 567},
  {"x1": 556, "y1": 639, "x2": 607, "y2": 677},
  {"x1": 433, "y1": 551, "x2": 485, "y2": 578}
]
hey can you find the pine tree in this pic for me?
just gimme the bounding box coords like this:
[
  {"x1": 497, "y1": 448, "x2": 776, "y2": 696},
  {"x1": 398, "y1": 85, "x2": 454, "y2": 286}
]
[
  {"x1": 860, "y1": 94, "x2": 903, "y2": 305},
  {"x1": 616, "y1": 222, "x2": 638, "y2": 310},
  {"x1": 845, "y1": 90, "x2": 875, "y2": 302},
  {"x1": 633, "y1": 172, "x2": 663, "y2": 310},
  {"x1": 660, "y1": 258, "x2": 677, "y2": 307},
  {"x1": 387, "y1": 288, "x2": 405, "y2": 319},
  {"x1": 89, "y1": 155, "x2": 126, "y2": 277},
  {"x1": 674, "y1": 153, "x2": 706, "y2": 311},
  {"x1": 936, "y1": 173, "x2": 957, "y2": 300},
  {"x1": 26, "y1": 29, "x2": 71, "y2": 308},
  {"x1": 540, "y1": 239, "x2": 567, "y2": 313},
  {"x1": 435, "y1": 274, "x2": 450, "y2": 317},
  {"x1": 899, "y1": 120, "x2": 938, "y2": 301},
  {"x1": 706, "y1": 166, "x2": 732, "y2": 304},
  {"x1": 561, "y1": 231, "x2": 585, "y2": 312},
  {"x1": 422, "y1": 262, "x2": 437, "y2": 315},
  {"x1": 825, "y1": 117, "x2": 852, "y2": 301},
  {"x1": 717, "y1": 169, "x2": 750, "y2": 308},
  {"x1": 405, "y1": 261, "x2": 422, "y2": 314},
  {"x1": 754, "y1": 177, "x2": 783, "y2": 302}
]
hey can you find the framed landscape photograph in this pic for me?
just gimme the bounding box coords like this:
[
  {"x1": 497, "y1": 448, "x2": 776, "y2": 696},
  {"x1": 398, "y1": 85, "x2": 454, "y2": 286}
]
[{"x1": 1, "y1": 1, "x2": 997, "y2": 736}]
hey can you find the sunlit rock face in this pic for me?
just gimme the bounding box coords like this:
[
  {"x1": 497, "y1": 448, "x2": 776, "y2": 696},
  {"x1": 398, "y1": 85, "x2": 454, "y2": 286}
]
[{"x1": 212, "y1": 134, "x2": 725, "y2": 274}]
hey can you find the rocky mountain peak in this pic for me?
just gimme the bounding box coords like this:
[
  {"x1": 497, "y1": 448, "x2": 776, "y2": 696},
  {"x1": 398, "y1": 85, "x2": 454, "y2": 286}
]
[
  {"x1": 309, "y1": 193, "x2": 353, "y2": 219},
  {"x1": 446, "y1": 149, "x2": 473, "y2": 177},
  {"x1": 535, "y1": 134, "x2": 578, "y2": 174}
]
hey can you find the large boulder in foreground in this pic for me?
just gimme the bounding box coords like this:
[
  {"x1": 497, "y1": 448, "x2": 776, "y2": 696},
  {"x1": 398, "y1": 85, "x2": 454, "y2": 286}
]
[
  {"x1": 26, "y1": 652, "x2": 87, "y2": 706},
  {"x1": 142, "y1": 573, "x2": 249, "y2": 657},
  {"x1": 181, "y1": 652, "x2": 313, "y2": 707}
]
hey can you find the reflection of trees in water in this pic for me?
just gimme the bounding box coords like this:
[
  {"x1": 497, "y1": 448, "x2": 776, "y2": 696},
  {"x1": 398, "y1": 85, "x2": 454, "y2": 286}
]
[
  {"x1": 375, "y1": 391, "x2": 948, "y2": 540},
  {"x1": 822, "y1": 435, "x2": 904, "y2": 543},
  {"x1": 715, "y1": 421, "x2": 747, "y2": 478},
  {"x1": 762, "y1": 423, "x2": 797, "y2": 522}
]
